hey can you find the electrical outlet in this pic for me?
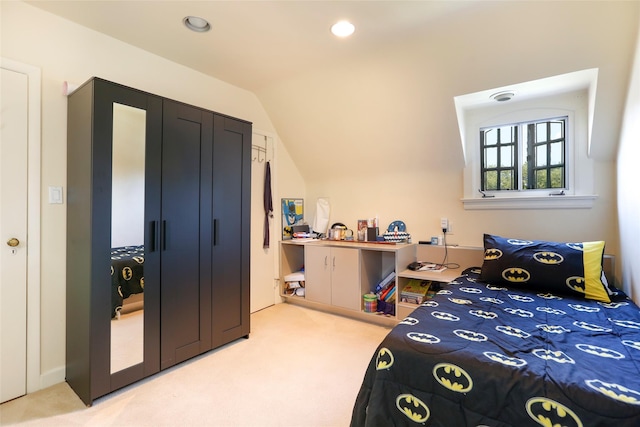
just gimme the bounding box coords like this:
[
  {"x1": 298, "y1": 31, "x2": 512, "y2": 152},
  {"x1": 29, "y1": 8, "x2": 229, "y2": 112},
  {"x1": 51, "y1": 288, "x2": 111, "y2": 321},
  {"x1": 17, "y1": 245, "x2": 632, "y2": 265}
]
[{"x1": 440, "y1": 217, "x2": 449, "y2": 232}]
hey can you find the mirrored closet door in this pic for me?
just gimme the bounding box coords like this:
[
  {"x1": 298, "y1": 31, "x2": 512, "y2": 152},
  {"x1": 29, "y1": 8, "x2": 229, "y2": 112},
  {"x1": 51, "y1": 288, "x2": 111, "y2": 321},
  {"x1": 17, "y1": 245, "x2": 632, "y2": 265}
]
[
  {"x1": 110, "y1": 103, "x2": 146, "y2": 374},
  {"x1": 67, "y1": 78, "x2": 162, "y2": 405}
]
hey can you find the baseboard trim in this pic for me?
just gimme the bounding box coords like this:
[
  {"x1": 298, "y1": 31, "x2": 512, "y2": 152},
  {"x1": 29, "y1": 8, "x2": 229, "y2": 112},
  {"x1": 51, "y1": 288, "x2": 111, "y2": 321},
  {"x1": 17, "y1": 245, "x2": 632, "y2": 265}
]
[{"x1": 40, "y1": 366, "x2": 65, "y2": 390}]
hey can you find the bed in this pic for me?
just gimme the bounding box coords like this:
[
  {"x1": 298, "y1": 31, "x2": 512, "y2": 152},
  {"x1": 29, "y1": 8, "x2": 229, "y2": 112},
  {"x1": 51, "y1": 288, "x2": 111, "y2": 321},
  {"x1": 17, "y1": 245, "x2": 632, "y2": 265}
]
[
  {"x1": 110, "y1": 245, "x2": 144, "y2": 319},
  {"x1": 351, "y1": 235, "x2": 640, "y2": 426}
]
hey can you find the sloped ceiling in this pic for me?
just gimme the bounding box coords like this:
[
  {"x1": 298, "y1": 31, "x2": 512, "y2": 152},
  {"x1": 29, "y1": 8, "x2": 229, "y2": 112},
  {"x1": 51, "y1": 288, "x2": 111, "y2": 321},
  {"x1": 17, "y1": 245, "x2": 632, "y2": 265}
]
[{"x1": 28, "y1": 1, "x2": 639, "y2": 182}]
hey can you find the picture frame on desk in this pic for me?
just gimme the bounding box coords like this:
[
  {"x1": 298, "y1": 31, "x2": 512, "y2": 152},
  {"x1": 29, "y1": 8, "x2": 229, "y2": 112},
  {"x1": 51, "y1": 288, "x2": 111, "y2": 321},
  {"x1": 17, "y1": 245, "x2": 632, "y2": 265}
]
[
  {"x1": 357, "y1": 219, "x2": 368, "y2": 241},
  {"x1": 282, "y1": 198, "x2": 304, "y2": 240}
]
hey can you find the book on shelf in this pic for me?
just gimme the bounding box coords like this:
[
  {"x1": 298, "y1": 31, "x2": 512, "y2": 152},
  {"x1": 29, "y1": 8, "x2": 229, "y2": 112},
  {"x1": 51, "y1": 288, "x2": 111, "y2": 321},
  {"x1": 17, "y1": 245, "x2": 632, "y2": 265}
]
[
  {"x1": 378, "y1": 281, "x2": 395, "y2": 300},
  {"x1": 400, "y1": 279, "x2": 432, "y2": 304},
  {"x1": 374, "y1": 271, "x2": 396, "y2": 293},
  {"x1": 383, "y1": 285, "x2": 396, "y2": 302}
]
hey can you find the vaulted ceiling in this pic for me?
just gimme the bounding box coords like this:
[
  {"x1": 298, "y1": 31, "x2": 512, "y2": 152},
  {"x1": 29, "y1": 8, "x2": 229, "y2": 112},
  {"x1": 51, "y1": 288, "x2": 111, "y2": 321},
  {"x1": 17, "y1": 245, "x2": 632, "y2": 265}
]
[
  {"x1": 27, "y1": 1, "x2": 475, "y2": 93},
  {"x1": 27, "y1": 1, "x2": 639, "y2": 182}
]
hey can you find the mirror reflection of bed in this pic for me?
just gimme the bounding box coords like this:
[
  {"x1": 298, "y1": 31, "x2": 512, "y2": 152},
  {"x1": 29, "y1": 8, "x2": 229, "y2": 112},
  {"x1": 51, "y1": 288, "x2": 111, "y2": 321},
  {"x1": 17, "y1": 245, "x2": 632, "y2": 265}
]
[{"x1": 110, "y1": 102, "x2": 146, "y2": 374}]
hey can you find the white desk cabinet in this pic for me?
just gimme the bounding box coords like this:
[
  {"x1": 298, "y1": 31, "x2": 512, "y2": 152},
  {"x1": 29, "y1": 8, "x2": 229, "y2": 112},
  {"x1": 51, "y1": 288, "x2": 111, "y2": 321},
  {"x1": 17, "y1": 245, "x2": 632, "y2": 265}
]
[{"x1": 305, "y1": 245, "x2": 359, "y2": 310}]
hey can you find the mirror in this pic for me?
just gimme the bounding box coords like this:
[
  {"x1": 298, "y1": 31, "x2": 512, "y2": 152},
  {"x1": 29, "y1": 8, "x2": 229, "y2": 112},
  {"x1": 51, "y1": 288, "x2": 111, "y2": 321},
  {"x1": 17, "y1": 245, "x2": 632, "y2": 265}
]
[{"x1": 110, "y1": 103, "x2": 146, "y2": 373}]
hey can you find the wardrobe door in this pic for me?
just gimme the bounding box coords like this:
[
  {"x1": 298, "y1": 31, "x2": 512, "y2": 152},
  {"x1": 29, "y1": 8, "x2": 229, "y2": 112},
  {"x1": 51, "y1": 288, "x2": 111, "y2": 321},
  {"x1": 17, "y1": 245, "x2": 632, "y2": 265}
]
[
  {"x1": 160, "y1": 100, "x2": 213, "y2": 369},
  {"x1": 66, "y1": 78, "x2": 162, "y2": 405},
  {"x1": 211, "y1": 114, "x2": 251, "y2": 348}
]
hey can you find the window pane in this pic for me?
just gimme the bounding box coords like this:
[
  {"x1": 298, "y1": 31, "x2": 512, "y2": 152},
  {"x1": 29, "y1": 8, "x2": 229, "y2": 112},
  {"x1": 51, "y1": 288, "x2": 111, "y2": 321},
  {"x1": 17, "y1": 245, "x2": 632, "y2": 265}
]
[
  {"x1": 550, "y1": 142, "x2": 562, "y2": 165},
  {"x1": 550, "y1": 167, "x2": 564, "y2": 188},
  {"x1": 500, "y1": 146, "x2": 513, "y2": 167},
  {"x1": 499, "y1": 170, "x2": 513, "y2": 190},
  {"x1": 536, "y1": 122, "x2": 547, "y2": 142},
  {"x1": 536, "y1": 145, "x2": 547, "y2": 167},
  {"x1": 484, "y1": 129, "x2": 497, "y2": 146},
  {"x1": 485, "y1": 147, "x2": 497, "y2": 168},
  {"x1": 484, "y1": 171, "x2": 497, "y2": 190},
  {"x1": 500, "y1": 126, "x2": 514, "y2": 143},
  {"x1": 550, "y1": 121, "x2": 563, "y2": 139},
  {"x1": 522, "y1": 161, "x2": 529, "y2": 189},
  {"x1": 536, "y1": 169, "x2": 547, "y2": 188}
]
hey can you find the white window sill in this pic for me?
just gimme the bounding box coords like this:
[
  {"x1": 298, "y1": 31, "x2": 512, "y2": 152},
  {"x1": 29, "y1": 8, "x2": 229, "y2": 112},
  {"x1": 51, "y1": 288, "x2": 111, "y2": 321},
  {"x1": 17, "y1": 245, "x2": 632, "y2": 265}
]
[{"x1": 461, "y1": 194, "x2": 598, "y2": 210}]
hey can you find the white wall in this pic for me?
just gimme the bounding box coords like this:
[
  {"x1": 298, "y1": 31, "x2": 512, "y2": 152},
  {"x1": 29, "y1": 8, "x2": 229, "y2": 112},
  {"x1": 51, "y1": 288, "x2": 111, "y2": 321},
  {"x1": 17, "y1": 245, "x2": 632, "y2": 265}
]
[
  {"x1": 258, "y1": 1, "x2": 636, "y2": 257},
  {"x1": 0, "y1": 1, "x2": 298, "y2": 389},
  {"x1": 111, "y1": 103, "x2": 145, "y2": 248},
  {"x1": 617, "y1": 14, "x2": 640, "y2": 302}
]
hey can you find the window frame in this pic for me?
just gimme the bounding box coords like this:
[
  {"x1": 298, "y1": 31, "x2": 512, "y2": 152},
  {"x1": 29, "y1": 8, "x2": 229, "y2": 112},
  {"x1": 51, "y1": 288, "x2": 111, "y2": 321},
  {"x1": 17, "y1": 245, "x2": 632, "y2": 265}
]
[
  {"x1": 480, "y1": 116, "x2": 568, "y2": 193},
  {"x1": 456, "y1": 74, "x2": 598, "y2": 210}
]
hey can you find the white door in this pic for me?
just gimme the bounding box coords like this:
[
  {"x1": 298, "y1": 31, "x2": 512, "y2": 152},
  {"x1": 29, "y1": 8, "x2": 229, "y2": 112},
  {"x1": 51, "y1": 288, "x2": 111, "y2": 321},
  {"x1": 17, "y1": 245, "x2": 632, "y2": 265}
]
[
  {"x1": 250, "y1": 133, "x2": 277, "y2": 313},
  {"x1": 0, "y1": 67, "x2": 29, "y2": 403}
]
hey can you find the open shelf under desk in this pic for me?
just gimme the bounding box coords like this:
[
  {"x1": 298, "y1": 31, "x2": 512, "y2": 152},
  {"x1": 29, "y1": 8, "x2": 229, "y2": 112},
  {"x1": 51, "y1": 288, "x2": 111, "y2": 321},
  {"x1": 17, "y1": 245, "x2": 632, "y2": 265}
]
[{"x1": 398, "y1": 267, "x2": 464, "y2": 283}]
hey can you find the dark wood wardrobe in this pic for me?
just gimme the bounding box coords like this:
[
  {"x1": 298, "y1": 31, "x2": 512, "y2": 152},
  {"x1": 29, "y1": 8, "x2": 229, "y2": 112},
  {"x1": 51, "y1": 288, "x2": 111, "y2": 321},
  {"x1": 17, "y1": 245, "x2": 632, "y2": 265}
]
[{"x1": 66, "y1": 78, "x2": 251, "y2": 405}]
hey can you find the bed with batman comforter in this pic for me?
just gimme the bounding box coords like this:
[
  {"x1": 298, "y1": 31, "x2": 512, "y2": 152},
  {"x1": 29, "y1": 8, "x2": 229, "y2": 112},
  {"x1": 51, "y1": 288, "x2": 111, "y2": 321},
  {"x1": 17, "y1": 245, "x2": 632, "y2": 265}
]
[
  {"x1": 351, "y1": 235, "x2": 640, "y2": 427},
  {"x1": 110, "y1": 245, "x2": 144, "y2": 318}
]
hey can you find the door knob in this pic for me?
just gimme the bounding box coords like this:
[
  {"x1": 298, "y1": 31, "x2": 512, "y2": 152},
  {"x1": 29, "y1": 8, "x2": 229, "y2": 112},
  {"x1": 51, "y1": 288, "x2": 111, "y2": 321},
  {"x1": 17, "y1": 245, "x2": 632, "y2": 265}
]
[{"x1": 7, "y1": 238, "x2": 19, "y2": 247}]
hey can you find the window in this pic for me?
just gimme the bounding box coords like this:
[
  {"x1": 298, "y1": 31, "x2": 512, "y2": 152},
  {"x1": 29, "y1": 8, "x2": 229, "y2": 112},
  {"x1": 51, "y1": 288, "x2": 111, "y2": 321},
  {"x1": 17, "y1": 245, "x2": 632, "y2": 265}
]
[
  {"x1": 480, "y1": 117, "x2": 567, "y2": 192},
  {"x1": 454, "y1": 69, "x2": 598, "y2": 209}
]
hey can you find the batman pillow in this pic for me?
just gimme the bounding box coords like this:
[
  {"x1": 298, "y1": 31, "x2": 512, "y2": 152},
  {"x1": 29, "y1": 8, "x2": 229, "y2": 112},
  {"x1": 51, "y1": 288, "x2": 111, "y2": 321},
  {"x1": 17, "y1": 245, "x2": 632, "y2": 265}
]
[{"x1": 479, "y1": 234, "x2": 611, "y2": 302}]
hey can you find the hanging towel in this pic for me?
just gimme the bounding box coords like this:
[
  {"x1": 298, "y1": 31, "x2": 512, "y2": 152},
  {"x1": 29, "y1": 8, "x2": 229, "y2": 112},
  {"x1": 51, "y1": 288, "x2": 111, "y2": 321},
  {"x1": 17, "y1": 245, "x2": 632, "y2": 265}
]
[{"x1": 263, "y1": 161, "x2": 273, "y2": 248}]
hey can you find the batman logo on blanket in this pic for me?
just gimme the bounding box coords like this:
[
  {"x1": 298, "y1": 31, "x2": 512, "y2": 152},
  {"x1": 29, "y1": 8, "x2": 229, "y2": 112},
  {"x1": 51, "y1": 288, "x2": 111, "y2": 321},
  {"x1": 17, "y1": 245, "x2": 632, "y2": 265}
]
[
  {"x1": 432, "y1": 363, "x2": 473, "y2": 393},
  {"x1": 395, "y1": 394, "x2": 430, "y2": 423},
  {"x1": 585, "y1": 380, "x2": 640, "y2": 405},
  {"x1": 376, "y1": 347, "x2": 394, "y2": 370},
  {"x1": 483, "y1": 351, "x2": 527, "y2": 367},
  {"x1": 526, "y1": 397, "x2": 582, "y2": 427}
]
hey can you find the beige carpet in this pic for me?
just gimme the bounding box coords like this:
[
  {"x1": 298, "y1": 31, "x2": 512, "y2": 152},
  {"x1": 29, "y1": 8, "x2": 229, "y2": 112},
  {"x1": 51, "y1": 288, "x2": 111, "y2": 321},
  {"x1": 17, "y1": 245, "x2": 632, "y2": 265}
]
[
  {"x1": 0, "y1": 303, "x2": 391, "y2": 426},
  {"x1": 111, "y1": 310, "x2": 144, "y2": 373}
]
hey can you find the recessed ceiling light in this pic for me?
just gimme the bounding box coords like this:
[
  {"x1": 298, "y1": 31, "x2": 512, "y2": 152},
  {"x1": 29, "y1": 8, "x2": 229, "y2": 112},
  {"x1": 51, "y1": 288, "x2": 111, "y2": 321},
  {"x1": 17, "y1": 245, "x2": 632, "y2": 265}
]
[
  {"x1": 491, "y1": 91, "x2": 515, "y2": 102},
  {"x1": 183, "y1": 16, "x2": 211, "y2": 32},
  {"x1": 331, "y1": 20, "x2": 355, "y2": 38}
]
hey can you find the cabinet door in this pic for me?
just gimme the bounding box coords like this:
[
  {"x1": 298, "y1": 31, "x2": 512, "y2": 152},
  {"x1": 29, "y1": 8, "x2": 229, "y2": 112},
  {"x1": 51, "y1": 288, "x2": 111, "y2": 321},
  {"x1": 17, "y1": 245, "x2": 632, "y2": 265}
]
[
  {"x1": 160, "y1": 100, "x2": 213, "y2": 369},
  {"x1": 305, "y1": 245, "x2": 332, "y2": 304},
  {"x1": 211, "y1": 114, "x2": 251, "y2": 348},
  {"x1": 330, "y1": 247, "x2": 360, "y2": 310}
]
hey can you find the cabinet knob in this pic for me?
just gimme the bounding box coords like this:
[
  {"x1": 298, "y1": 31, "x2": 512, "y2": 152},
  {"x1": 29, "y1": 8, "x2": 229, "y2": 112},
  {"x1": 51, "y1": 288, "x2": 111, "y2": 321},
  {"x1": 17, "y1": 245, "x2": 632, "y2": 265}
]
[{"x1": 7, "y1": 238, "x2": 19, "y2": 247}]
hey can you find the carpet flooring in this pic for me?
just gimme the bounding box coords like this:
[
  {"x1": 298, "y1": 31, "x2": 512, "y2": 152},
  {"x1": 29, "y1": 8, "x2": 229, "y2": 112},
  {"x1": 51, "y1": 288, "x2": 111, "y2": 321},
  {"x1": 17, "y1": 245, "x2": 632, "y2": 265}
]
[{"x1": 0, "y1": 303, "x2": 391, "y2": 426}]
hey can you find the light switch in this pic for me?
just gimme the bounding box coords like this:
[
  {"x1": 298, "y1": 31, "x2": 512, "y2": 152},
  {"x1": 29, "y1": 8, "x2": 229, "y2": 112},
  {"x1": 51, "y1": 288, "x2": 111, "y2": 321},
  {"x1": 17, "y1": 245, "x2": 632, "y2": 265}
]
[{"x1": 49, "y1": 186, "x2": 63, "y2": 204}]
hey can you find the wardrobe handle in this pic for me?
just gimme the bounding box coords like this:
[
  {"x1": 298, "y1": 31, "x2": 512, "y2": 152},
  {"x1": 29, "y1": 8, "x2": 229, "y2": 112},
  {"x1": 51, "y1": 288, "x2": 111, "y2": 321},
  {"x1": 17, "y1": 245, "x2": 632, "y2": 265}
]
[
  {"x1": 213, "y1": 219, "x2": 218, "y2": 246},
  {"x1": 149, "y1": 221, "x2": 158, "y2": 252},
  {"x1": 161, "y1": 220, "x2": 167, "y2": 250}
]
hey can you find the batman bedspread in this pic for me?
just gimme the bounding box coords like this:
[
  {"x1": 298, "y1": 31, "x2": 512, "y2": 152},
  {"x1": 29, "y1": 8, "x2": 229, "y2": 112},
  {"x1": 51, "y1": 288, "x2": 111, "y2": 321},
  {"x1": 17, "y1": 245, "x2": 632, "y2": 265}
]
[
  {"x1": 351, "y1": 268, "x2": 640, "y2": 426},
  {"x1": 111, "y1": 245, "x2": 144, "y2": 318}
]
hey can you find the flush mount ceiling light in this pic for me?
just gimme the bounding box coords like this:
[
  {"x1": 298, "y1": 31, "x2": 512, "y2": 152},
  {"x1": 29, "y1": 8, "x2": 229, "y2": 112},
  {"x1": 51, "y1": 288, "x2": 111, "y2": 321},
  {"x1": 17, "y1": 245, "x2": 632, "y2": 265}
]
[
  {"x1": 183, "y1": 16, "x2": 211, "y2": 32},
  {"x1": 491, "y1": 91, "x2": 515, "y2": 102},
  {"x1": 331, "y1": 20, "x2": 355, "y2": 37}
]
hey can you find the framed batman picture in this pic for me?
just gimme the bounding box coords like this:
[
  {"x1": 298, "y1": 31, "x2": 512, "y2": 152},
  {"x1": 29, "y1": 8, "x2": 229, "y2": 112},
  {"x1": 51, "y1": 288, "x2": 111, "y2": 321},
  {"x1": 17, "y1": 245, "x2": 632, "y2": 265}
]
[{"x1": 281, "y1": 198, "x2": 304, "y2": 240}]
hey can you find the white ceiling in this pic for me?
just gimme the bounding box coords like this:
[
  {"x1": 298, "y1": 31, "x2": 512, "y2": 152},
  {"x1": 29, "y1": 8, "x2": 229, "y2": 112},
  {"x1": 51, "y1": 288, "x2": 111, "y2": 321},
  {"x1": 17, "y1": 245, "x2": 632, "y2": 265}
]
[
  {"x1": 27, "y1": 0, "x2": 477, "y2": 92},
  {"x1": 24, "y1": 1, "x2": 638, "y2": 186}
]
